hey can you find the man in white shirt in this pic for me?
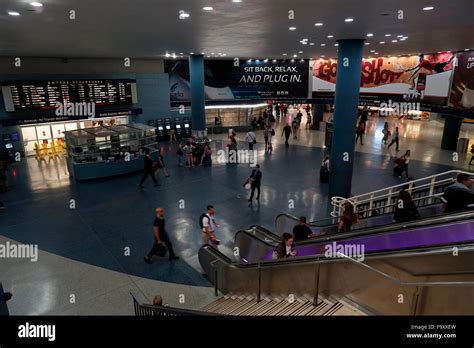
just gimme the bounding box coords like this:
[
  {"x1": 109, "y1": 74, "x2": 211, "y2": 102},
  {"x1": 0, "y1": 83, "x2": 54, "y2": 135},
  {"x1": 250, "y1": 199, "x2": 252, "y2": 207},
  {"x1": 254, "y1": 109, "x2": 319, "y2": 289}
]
[
  {"x1": 201, "y1": 205, "x2": 220, "y2": 247},
  {"x1": 246, "y1": 128, "x2": 256, "y2": 150}
]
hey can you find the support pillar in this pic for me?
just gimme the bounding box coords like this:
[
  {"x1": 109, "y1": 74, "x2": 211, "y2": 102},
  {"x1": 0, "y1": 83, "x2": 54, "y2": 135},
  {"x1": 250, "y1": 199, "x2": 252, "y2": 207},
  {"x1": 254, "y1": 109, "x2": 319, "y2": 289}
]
[
  {"x1": 328, "y1": 39, "x2": 364, "y2": 198},
  {"x1": 313, "y1": 104, "x2": 324, "y2": 130},
  {"x1": 189, "y1": 55, "x2": 206, "y2": 137},
  {"x1": 441, "y1": 115, "x2": 463, "y2": 150}
]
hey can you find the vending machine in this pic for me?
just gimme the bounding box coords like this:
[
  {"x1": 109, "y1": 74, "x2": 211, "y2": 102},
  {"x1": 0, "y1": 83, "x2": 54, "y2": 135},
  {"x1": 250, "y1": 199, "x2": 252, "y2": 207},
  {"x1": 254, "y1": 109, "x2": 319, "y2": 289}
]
[
  {"x1": 183, "y1": 117, "x2": 192, "y2": 138},
  {"x1": 156, "y1": 119, "x2": 166, "y2": 141},
  {"x1": 164, "y1": 118, "x2": 172, "y2": 140},
  {"x1": 174, "y1": 117, "x2": 183, "y2": 139},
  {"x1": 2, "y1": 134, "x2": 15, "y2": 163}
]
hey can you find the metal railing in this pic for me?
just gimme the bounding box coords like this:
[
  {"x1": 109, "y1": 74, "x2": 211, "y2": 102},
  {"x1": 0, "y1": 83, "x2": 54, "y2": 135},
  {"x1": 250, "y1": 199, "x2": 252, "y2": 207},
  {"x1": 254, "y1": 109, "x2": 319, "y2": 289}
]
[
  {"x1": 130, "y1": 290, "x2": 216, "y2": 316},
  {"x1": 331, "y1": 170, "x2": 474, "y2": 218}
]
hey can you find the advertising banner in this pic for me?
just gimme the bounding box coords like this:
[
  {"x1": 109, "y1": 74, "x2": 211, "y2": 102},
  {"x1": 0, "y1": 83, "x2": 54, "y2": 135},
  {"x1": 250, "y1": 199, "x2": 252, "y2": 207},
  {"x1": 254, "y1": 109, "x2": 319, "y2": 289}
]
[
  {"x1": 312, "y1": 53, "x2": 455, "y2": 105},
  {"x1": 449, "y1": 51, "x2": 474, "y2": 111},
  {"x1": 165, "y1": 59, "x2": 309, "y2": 101}
]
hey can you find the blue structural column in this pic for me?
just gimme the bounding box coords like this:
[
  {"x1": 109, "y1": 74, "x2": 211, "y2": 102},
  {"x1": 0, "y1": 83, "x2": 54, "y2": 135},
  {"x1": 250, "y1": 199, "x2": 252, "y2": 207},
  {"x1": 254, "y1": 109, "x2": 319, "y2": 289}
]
[
  {"x1": 312, "y1": 104, "x2": 324, "y2": 130},
  {"x1": 189, "y1": 54, "x2": 206, "y2": 137},
  {"x1": 441, "y1": 115, "x2": 463, "y2": 150},
  {"x1": 329, "y1": 39, "x2": 364, "y2": 198}
]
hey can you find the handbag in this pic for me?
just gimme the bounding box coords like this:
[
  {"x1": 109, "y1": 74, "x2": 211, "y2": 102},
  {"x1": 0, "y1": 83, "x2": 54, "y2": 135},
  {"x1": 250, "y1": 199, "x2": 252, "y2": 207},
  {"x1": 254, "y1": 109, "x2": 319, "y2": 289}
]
[{"x1": 154, "y1": 243, "x2": 168, "y2": 257}]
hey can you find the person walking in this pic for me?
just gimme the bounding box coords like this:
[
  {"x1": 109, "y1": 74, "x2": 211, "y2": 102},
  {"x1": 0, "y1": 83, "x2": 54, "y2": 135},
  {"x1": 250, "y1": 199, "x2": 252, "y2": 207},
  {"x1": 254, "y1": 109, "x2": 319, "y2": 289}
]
[
  {"x1": 291, "y1": 119, "x2": 298, "y2": 139},
  {"x1": 139, "y1": 148, "x2": 160, "y2": 188},
  {"x1": 246, "y1": 164, "x2": 262, "y2": 202},
  {"x1": 306, "y1": 112, "x2": 312, "y2": 130},
  {"x1": 355, "y1": 121, "x2": 365, "y2": 145},
  {"x1": 155, "y1": 147, "x2": 170, "y2": 178},
  {"x1": 200, "y1": 142, "x2": 212, "y2": 166},
  {"x1": 282, "y1": 123, "x2": 292, "y2": 146},
  {"x1": 388, "y1": 127, "x2": 400, "y2": 151},
  {"x1": 144, "y1": 208, "x2": 180, "y2": 264},
  {"x1": 246, "y1": 128, "x2": 256, "y2": 150},
  {"x1": 200, "y1": 205, "x2": 220, "y2": 247},
  {"x1": 169, "y1": 128, "x2": 177, "y2": 143},
  {"x1": 264, "y1": 125, "x2": 270, "y2": 150},
  {"x1": 382, "y1": 122, "x2": 390, "y2": 145}
]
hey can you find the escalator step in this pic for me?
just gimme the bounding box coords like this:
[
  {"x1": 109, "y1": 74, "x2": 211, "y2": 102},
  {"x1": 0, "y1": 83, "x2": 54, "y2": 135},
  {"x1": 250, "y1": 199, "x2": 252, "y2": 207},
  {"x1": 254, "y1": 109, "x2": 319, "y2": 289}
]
[
  {"x1": 277, "y1": 302, "x2": 307, "y2": 316},
  {"x1": 228, "y1": 300, "x2": 259, "y2": 315},
  {"x1": 218, "y1": 299, "x2": 254, "y2": 315},
  {"x1": 240, "y1": 300, "x2": 272, "y2": 316},
  {"x1": 305, "y1": 302, "x2": 329, "y2": 316},
  {"x1": 322, "y1": 302, "x2": 344, "y2": 316},
  {"x1": 291, "y1": 302, "x2": 315, "y2": 316},
  {"x1": 201, "y1": 296, "x2": 230, "y2": 312}
]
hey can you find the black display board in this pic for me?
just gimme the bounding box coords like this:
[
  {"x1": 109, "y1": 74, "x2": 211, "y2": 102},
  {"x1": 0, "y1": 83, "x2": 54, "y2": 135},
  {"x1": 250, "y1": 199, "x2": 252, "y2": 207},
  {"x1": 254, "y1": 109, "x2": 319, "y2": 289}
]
[{"x1": 1, "y1": 79, "x2": 136, "y2": 112}]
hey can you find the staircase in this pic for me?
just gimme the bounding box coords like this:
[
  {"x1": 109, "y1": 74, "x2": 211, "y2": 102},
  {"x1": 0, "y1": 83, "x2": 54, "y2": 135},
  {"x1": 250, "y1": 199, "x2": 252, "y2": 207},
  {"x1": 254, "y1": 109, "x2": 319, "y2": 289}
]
[{"x1": 200, "y1": 294, "x2": 368, "y2": 316}]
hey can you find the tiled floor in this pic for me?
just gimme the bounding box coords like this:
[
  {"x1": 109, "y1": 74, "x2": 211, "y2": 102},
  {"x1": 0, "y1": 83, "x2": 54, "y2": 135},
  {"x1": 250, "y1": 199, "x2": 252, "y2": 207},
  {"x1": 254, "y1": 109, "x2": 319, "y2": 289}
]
[{"x1": 0, "y1": 112, "x2": 473, "y2": 314}]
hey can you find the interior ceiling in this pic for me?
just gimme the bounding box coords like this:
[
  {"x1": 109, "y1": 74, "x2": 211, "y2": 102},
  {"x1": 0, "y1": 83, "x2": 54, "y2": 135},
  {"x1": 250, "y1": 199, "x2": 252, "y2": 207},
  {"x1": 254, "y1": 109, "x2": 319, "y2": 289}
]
[{"x1": 0, "y1": 0, "x2": 473, "y2": 59}]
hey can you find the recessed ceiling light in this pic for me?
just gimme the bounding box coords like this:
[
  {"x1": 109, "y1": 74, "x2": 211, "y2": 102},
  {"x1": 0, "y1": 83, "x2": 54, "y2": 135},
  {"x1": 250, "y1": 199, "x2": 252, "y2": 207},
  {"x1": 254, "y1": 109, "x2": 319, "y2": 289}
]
[
  {"x1": 309, "y1": 43, "x2": 315, "y2": 46},
  {"x1": 345, "y1": 18, "x2": 354, "y2": 22},
  {"x1": 334, "y1": 43, "x2": 339, "y2": 46},
  {"x1": 289, "y1": 26, "x2": 296, "y2": 31},
  {"x1": 465, "y1": 49, "x2": 470, "y2": 51},
  {"x1": 293, "y1": 54, "x2": 298, "y2": 58},
  {"x1": 264, "y1": 59, "x2": 268, "y2": 62},
  {"x1": 232, "y1": 0, "x2": 242, "y2": 2},
  {"x1": 367, "y1": 33, "x2": 374, "y2": 37},
  {"x1": 370, "y1": 50, "x2": 375, "y2": 53},
  {"x1": 321, "y1": 55, "x2": 325, "y2": 58},
  {"x1": 272, "y1": 59, "x2": 277, "y2": 63},
  {"x1": 365, "y1": 42, "x2": 370, "y2": 45},
  {"x1": 379, "y1": 41, "x2": 385, "y2": 44},
  {"x1": 165, "y1": 53, "x2": 171, "y2": 57},
  {"x1": 30, "y1": 2, "x2": 43, "y2": 7},
  {"x1": 423, "y1": 6, "x2": 434, "y2": 10},
  {"x1": 327, "y1": 35, "x2": 334, "y2": 38},
  {"x1": 247, "y1": 59, "x2": 252, "y2": 62},
  {"x1": 8, "y1": 11, "x2": 20, "y2": 16},
  {"x1": 298, "y1": 51, "x2": 303, "y2": 54},
  {"x1": 385, "y1": 34, "x2": 391, "y2": 37},
  {"x1": 203, "y1": 6, "x2": 213, "y2": 11},
  {"x1": 315, "y1": 22, "x2": 323, "y2": 26},
  {"x1": 179, "y1": 52, "x2": 184, "y2": 55},
  {"x1": 321, "y1": 43, "x2": 326, "y2": 47},
  {"x1": 291, "y1": 59, "x2": 295, "y2": 62},
  {"x1": 375, "y1": 52, "x2": 379, "y2": 55},
  {"x1": 201, "y1": 52, "x2": 205, "y2": 55},
  {"x1": 397, "y1": 35, "x2": 403, "y2": 38},
  {"x1": 211, "y1": 52, "x2": 215, "y2": 55},
  {"x1": 283, "y1": 53, "x2": 287, "y2": 56},
  {"x1": 222, "y1": 53, "x2": 227, "y2": 56},
  {"x1": 392, "y1": 40, "x2": 398, "y2": 43}
]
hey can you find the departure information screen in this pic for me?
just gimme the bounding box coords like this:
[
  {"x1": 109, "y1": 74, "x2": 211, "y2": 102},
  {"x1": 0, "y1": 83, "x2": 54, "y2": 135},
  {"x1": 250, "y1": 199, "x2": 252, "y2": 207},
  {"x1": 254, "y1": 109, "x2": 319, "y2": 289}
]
[{"x1": 2, "y1": 79, "x2": 137, "y2": 112}]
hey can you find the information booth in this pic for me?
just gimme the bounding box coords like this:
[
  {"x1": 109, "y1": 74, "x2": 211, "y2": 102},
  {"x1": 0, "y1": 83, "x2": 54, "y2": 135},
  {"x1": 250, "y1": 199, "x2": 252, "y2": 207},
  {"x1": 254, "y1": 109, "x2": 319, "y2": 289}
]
[{"x1": 65, "y1": 123, "x2": 158, "y2": 181}]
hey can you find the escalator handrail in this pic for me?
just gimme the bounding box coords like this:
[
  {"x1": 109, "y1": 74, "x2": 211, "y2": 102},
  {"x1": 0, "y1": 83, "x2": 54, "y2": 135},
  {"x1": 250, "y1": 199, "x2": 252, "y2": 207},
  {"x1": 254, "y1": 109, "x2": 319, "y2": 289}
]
[
  {"x1": 337, "y1": 253, "x2": 474, "y2": 287},
  {"x1": 275, "y1": 194, "x2": 445, "y2": 233},
  {"x1": 235, "y1": 229, "x2": 277, "y2": 247},
  {"x1": 249, "y1": 225, "x2": 281, "y2": 240},
  {"x1": 200, "y1": 241, "x2": 474, "y2": 275},
  {"x1": 292, "y1": 209, "x2": 474, "y2": 246}
]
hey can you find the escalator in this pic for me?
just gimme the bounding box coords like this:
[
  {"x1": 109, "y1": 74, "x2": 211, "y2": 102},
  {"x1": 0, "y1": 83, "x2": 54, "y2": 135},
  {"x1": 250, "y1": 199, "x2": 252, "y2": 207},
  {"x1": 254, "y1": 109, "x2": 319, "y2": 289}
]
[
  {"x1": 199, "y1": 211, "x2": 474, "y2": 315},
  {"x1": 240, "y1": 202, "x2": 447, "y2": 263}
]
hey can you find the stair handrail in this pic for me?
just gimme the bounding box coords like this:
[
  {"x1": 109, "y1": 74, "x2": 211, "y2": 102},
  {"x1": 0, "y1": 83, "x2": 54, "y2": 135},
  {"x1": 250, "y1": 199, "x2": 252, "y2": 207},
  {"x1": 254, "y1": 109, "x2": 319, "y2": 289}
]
[
  {"x1": 331, "y1": 170, "x2": 474, "y2": 217},
  {"x1": 337, "y1": 253, "x2": 474, "y2": 287}
]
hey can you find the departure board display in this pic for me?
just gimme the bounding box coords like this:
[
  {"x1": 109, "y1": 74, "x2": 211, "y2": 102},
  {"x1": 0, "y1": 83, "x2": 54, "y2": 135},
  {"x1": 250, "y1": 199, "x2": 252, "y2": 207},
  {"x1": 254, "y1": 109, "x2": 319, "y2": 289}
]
[{"x1": 2, "y1": 79, "x2": 137, "y2": 112}]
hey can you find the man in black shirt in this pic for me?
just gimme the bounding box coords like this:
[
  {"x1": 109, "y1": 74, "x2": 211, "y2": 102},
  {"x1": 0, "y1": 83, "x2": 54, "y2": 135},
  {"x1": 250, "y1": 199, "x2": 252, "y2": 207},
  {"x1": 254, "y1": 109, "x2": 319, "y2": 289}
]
[
  {"x1": 442, "y1": 173, "x2": 474, "y2": 213},
  {"x1": 144, "y1": 207, "x2": 180, "y2": 263},
  {"x1": 248, "y1": 164, "x2": 262, "y2": 202},
  {"x1": 139, "y1": 148, "x2": 160, "y2": 188},
  {"x1": 292, "y1": 216, "x2": 314, "y2": 241},
  {"x1": 282, "y1": 123, "x2": 292, "y2": 146}
]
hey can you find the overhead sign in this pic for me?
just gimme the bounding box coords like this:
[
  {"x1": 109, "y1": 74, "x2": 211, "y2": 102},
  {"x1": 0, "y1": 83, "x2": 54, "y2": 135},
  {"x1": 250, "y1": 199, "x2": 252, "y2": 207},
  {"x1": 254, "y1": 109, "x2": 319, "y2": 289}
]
[
  {"x1": 312, "y1": 53, "x2": 455, "y2": 105},
  {"x1": 165, "y1": 59, "x2": 309, "y2": 101},
  {"x1": 449, "y1": 51, "x2": 474, "y2": 111}
]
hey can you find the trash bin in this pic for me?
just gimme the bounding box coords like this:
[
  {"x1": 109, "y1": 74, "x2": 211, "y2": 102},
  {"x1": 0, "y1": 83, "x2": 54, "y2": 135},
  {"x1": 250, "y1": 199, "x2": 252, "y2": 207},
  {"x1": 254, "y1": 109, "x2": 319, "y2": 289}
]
[{"x1": 457, "y1": 138, "x2": 469, "y2": 155}]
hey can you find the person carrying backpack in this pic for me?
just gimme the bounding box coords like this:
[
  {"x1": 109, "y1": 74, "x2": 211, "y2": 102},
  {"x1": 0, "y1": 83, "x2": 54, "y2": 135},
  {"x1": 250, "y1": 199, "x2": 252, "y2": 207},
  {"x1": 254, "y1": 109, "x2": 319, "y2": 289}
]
[
  {"x1": 246, "y1": 128, "x2": 256, "y2": 150},
  {"x1": 200, "y1": 205, "x2": 220, "y2": 247}
]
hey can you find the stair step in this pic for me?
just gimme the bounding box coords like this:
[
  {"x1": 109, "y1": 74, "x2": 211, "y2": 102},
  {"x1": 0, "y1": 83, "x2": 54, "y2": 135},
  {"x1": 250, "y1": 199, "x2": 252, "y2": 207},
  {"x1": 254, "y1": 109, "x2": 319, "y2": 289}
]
[
  {"x1": 305, "y1": 302, "x2": 330, "y2": 316},
  {"x1": 239, "y1": 299, "x2": 273, "y2": 316},
  {"x1": 201, "y1": 296, "x2": 229, "y2": 312},
  {"x1": 217, "y1": 298, "x2": 254, "y2": 315},
  {"x1": 228, "y1": 299, "x2": 259, "y2": 315},
  {"x1": 277, "y1": 301, "x2": 308, "y2": 316}
]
